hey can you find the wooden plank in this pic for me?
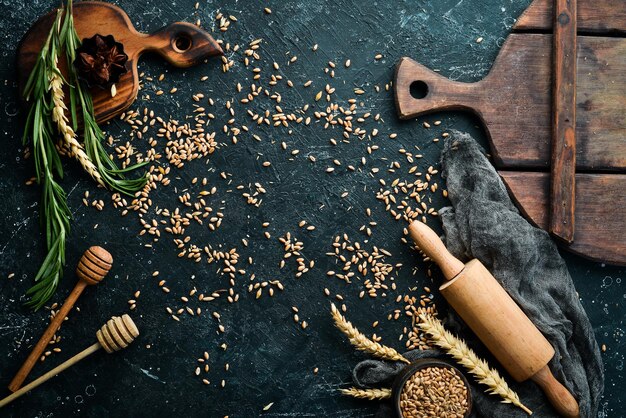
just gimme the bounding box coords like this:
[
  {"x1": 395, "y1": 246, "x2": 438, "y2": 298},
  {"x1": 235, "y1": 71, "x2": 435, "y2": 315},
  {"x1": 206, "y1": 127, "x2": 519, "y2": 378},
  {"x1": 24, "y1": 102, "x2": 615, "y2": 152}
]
[
  {"x1": 513, "y1": 0, "x2": 626, "y2": 34},
  {"x1": 500, "y1": 171, "x2": 626, "y2": 265},
  {"x1": 394, "y1": 34, "x2": 626, "y2": 171},
  {"x1": 550, "y1": 0, "x2": 577, "y2": 242}
]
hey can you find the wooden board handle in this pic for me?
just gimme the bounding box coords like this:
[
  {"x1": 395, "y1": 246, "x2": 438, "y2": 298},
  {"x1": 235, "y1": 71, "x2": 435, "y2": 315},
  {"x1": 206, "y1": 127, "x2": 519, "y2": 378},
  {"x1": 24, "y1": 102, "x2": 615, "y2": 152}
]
[
  {"x1": 141, "y1": 22, "x2": 223, "y2": 68},
  {"x1": 531, "y1": 365, "x2": 580, "y2": 418},
  {"x1": 394, "y1": 57, "x2": 485, "y2": 120},
  {"x1": 408, "y1": 221, "x2": 465, "y2": 280}
]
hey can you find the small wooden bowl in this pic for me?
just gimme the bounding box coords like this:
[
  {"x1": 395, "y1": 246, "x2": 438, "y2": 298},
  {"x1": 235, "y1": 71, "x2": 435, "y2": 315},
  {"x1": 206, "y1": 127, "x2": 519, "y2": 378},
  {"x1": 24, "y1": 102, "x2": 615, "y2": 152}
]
[{"x1": 392, "y1": 358, "x2": 472, "y2": 418}]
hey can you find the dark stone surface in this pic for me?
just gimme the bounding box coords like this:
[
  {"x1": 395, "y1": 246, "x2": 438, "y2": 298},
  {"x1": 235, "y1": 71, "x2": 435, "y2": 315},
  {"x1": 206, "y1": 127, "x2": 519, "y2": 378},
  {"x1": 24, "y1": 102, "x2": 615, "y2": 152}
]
[{"x1": 0, "y1": 0, "x2": 623, "y2": 417}]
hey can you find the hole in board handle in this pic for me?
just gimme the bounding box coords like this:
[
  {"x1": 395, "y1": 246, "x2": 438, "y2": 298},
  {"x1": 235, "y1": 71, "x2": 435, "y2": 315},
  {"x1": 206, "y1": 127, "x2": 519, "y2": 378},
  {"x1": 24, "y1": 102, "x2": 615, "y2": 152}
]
[
  {"x1": 410, "y1": 80, "x2": 429, "y2": 100},
  {"x1": 172, "y1": 34, "x2": 193, "y2": 53}
]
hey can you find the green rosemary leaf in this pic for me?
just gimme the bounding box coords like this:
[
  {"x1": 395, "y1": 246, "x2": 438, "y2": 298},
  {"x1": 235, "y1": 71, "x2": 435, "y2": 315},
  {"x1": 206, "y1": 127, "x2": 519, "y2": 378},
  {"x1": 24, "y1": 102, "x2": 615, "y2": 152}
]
[
  {"x1": 23, "y1": 31, "x2": 51, "y2": 101},
  {"x1": 102, "y1": 162, "x2": 151, "y2": 174},
  {"x1": 26, "y1": 230, "x2": 65, "y2": 310},
  {"x1": 58, "y1": 4, "x2": 80, "y2": 132},
  {"x1": 22, "y1": 105, "x2": 35, "y2": 146},
  {"x1": 68, "y1": 83, "x2": 78, "y2": 132}
]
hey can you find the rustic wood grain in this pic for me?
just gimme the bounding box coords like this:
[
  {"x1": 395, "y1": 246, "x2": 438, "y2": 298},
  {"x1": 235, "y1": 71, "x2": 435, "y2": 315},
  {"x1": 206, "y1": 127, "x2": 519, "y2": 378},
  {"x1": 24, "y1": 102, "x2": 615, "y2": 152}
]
[
  {"x1": 16, "y1": 1, "x2": 222, "y2": 124},
  {"x1": 550, "y1": 0, "x2": 577, "y2": 242},
  {"x1": 500, "y1": 171, "x2": 626, "y2": 265},
  {"x1": 513, "y1": 0, "x2": 626, "y2": 34},
  {"x1": 394, "y1": 34, "x2": 626, "y2": 171}
]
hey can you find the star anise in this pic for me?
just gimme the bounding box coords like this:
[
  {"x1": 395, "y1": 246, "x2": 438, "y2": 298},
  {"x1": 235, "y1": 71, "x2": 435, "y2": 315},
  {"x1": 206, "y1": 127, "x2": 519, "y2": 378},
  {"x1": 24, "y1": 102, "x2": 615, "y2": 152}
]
[{"x1": 74, "y1": 34, "x2": 128, "y2": 88}]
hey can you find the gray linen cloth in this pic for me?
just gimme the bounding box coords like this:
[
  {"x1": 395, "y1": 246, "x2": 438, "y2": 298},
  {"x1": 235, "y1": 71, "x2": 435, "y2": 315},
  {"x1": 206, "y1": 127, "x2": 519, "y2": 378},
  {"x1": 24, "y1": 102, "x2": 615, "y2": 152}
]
[{"x1": 352, "y1": 132, "x2": 603, "y2": 417}]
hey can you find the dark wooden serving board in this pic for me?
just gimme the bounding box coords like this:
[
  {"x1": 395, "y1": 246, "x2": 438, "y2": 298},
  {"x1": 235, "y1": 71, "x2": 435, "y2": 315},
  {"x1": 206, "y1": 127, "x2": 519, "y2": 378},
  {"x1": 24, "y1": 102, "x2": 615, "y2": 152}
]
[
  {"x1": 394, "y1": 0, "x2": 626, "y2": 265},
  {"x1": 16, "y1": 1, "x2": 222, "y2": 124}
]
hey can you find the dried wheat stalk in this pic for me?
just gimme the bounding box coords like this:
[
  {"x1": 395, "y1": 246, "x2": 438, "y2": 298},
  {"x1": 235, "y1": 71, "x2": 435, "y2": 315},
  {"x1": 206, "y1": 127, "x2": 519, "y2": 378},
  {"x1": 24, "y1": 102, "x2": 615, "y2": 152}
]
[
  {"x1": 49, "y1": 63, "x2": 104, "y2": 186},
  {"x1": 418, "y1": 314, "x2": 532, "y2": 415},
  {"x1": 331, "y1": 303, "x2": 409, "y2": 364},
  {"x1": 341, "y1": 387, "x2": 392, "y2": 400}
]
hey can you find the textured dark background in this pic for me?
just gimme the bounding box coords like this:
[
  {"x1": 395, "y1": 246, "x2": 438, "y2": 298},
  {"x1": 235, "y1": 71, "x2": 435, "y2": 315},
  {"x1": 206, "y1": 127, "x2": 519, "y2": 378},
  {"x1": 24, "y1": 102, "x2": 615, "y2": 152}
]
[{"x1": 0, "y1": 0, "x2": 623, "y2": 417}]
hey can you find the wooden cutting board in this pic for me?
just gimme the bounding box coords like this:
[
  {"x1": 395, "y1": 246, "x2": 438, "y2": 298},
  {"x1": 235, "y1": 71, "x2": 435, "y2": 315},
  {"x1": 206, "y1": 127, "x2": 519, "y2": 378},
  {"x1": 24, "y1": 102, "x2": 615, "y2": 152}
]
[
  {"x1": 394, "y1": 0, "x2": 626, "y2": 265},
  {"x1": 16, "y1": 1, "x2": 222, "y2": 124}
]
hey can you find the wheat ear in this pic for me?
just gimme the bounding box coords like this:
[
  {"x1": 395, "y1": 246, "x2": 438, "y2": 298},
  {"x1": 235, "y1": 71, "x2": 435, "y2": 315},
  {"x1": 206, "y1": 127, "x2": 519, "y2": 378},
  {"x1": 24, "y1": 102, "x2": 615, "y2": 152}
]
[
  {"x1": 418, "y1": 314, "x2": 532, "y2": 415},
  {"x1": 340, "y1": 387, "x2": 391, "y2": 400},
  {"x1": 331, "y1": 303, "x2": 409, "y2": 364},
  {"x1": 49, "y1": 64, "x2": 104, "y2": 187}
]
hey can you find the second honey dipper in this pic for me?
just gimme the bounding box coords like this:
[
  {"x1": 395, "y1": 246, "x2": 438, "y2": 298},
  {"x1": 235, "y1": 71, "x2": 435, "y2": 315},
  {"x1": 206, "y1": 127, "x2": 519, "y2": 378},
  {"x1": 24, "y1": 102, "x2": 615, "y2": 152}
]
[
  {"x1": 1, "y1": 314, "x2": 139, "y2": 408},
  {"x1": 408, "y1": 221, "x2": 579, "y2": 418},
  {"x1": 8, "y1": 246, "x2": 112, "y2": 392}
]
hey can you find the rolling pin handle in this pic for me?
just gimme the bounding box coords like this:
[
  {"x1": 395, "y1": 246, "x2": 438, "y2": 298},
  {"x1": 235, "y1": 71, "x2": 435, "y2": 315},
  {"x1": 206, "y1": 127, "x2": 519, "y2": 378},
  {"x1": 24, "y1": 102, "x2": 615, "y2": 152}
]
[
  {"x1": 408, "y1": 221, "x2": 465, "y2": 280},
  {"x1": 531, "y1": 365, "x2": 579, "y2": 418}
]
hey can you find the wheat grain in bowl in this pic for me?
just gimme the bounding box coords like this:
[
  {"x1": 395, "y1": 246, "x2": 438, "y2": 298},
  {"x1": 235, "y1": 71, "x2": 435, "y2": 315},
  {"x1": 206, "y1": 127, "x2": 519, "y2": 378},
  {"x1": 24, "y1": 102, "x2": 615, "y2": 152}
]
[{"x1": 392, "y1": 359, "x2": 471, "y2": 418}]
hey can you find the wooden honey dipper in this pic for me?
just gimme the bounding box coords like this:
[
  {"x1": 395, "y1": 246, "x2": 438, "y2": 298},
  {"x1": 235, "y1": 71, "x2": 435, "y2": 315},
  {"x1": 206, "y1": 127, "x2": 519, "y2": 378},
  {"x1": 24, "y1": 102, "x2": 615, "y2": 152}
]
[
  {"x1": 8, "y1": 246, "x2": 112, "y2": 392},
  {"x1": 408, "y1": 221, "x2": 579, "y2": 418},
  {"x1": 0, "y1": 315, "x2": 138, "y2": 408}
]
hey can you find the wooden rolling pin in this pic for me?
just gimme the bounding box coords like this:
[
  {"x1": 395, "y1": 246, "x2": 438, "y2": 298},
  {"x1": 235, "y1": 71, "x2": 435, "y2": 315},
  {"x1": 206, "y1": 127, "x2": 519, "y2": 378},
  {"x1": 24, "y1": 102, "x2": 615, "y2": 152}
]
[
  {"x1": 0, "y1": 315, "x2": 138, "y2": 408},
  {"x1": 8, "y1": 246, "x2": 112, "y2": 392},
  {"x1": 408, "y1": 221, "x2": 579, "y2": 418}
]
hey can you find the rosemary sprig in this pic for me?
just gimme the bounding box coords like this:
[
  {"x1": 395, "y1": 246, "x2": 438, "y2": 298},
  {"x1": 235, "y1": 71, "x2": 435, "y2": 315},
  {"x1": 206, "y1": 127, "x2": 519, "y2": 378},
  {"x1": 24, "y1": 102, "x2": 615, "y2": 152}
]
[
  {"x1": 61, "y1": 0, "x2": 148, "y2": 196},
  {"x1": 23, "y1": 0, "x2": 148, "y2": 308},
  {"x1": 23, "y1": 10, "x2": 70, "y2": 310}
]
